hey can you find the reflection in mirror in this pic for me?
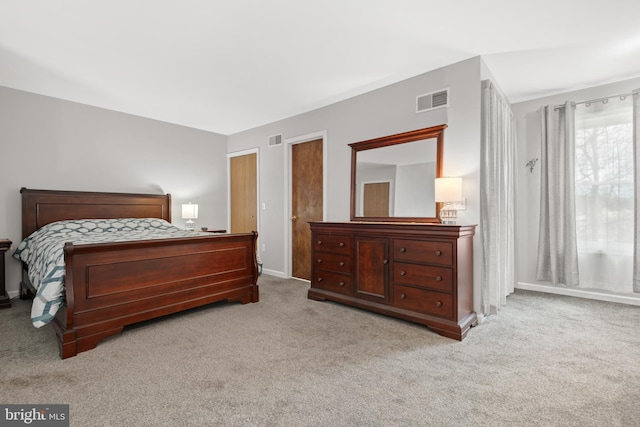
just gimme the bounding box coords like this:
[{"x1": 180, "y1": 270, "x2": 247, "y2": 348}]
[
  {"x1": 355, "y1": 139, "x2": 437, "y2": 217},
  {"x1": 350, "y1": 124, "x2": 446, "y2": 223}
]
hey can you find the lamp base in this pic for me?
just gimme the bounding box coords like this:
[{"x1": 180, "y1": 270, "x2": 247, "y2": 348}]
[
  {"x1": 185, "y1": 219, "x2": 195, "y2": 230},
  {"x1": 439, "y1": 209, "x2": 457, "y2": 225}
]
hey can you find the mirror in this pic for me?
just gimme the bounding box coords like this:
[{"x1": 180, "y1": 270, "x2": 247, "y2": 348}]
[{"x1": 350, "y1": 124, "x2": 446, "y2": 223}]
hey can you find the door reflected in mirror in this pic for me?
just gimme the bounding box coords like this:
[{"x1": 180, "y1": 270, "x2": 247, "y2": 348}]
[{"x1": 350, "y1": 124, "x2": 446, "y2": 223}]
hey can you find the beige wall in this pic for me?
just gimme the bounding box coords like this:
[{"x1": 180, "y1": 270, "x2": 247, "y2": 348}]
[
  {"x1": 0, "y1": 86, "x2": 229, "y2": 297},
  {"x1": 1, "y1": 56, "x2": 488, "y2": 312},
  {"x1": 228, "y1": 56, "x2": 485, "y2": 311}
]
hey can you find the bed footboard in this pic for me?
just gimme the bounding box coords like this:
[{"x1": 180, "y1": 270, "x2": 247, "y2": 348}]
[{"x1": 53, "y1": 232, "x2": 259, "y2": 359}]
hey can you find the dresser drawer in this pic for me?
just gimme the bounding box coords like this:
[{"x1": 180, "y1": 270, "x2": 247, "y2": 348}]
[
  {"x1": 393, "y1": 285, "x2": 454, "y2": 319},
  {"x1": 393, "y1": 263, "x2": 453, "y2": 292},
  {"x1": 314, "y1": 252, "x2": 352, "y2": 274},
  {"x1": 393, "y1": 239, "x2": 453, "y2": 266},
  {"x1": 312, "y1": 270, "x2": 353, "y2": 295},
  {"x1": 314, "y1": 234, "x2": 352, "y2": 255}
]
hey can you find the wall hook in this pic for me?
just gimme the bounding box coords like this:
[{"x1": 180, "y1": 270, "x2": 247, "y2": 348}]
[{"x1": 526, "y1": 158, "x2": 538, "y2": 173}]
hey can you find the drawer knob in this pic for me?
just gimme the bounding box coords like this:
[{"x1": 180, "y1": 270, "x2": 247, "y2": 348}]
[
  {"x1": 400, "y1": 271, "x2": 406, "y2": 276},
  {"x1": 383, "y1": 259, "x2": 388, "y2": 265},
  {"x1": 339, "y1": 281, "x2": 345, "y2": 287},
  {"x1": 435, "y1": 301, "x2": 443, "y2": 307},
  {"x1": 339, "y1": 242, "x2": 345, "y2": 247},
  {"x1": 317, "y1": 259, "x2": 322, "y2": 264},
  {"x1": 435, "y1": 250, "x2": 442, "y2": 256},
  {"x1": 339, "y1": 261, "x2": 345, "y2": 267},
  {"x1": 435, "y1": 276, "x2": 442, "y2": 282},
  {"x1": 318, "y1": 240, "x2": 323, "y2": 245},
  {"x1": 400, "y1": 293, "x2": 407, "y2": 299},
  {"x1": 317, "y1": 277, "x2": 323, "y2": 282},
  {"x1": 399, "y1": 247, "x2": 406, "y2": 253}
]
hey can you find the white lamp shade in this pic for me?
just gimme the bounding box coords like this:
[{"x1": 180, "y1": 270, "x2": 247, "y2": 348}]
[
  {"x1": 181, "y1": 203, "x2": 198, "y2": 219},
  {"x1": 434, "y1": 177, "x2": 462, "y2": 203}
]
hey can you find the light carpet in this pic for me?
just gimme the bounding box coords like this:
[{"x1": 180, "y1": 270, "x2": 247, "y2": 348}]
[{"x1": 1, "y1": 274, "x2": 639, "y2": 426}]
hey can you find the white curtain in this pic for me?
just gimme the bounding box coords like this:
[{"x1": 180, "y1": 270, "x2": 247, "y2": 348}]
[
  {"x1": 536, "y1": 102, "x2": 579, "y2": 286},
  {"x1": 634, "y1": 91, "x2": 640, "y2": 293},
  {"x1": 480, "y1": 80, "x2": 516, "y2": 315},
  {"x1": 574, "y1": 96, "x2": 634, "y2": 293}
]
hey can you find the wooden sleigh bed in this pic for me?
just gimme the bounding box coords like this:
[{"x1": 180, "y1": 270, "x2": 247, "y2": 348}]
[{"x1": 19, "y1": 188, "x2": 259, "y2": 359}]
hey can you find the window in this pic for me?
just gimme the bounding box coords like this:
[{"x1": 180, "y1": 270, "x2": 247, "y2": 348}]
[{"x1": 574, "y1": 96, "x2": 634, "y2": 292}]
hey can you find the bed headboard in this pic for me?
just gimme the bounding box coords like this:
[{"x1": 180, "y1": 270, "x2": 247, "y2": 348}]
[{"x1": 20, "y1": 188, "x2": 172, "y2": 239}]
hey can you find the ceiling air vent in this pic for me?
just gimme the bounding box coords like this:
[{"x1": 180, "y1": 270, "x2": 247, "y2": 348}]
[
  {"x1": 268, "y1": 134, "x2": 282, "y2": 148},
  {"x1": 416, "y1": 88, "x2": 449, "y2": 113}
]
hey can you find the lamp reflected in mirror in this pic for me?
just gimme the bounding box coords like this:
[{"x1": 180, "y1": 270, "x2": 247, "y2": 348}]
[{"x1": 434, "y1": 177, "x2": 462, "y2": 224}]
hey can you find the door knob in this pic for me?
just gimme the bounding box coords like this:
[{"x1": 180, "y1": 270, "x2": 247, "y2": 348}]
[{"x1": 290, "y1": 216, "x2": 297, "y2": 221}]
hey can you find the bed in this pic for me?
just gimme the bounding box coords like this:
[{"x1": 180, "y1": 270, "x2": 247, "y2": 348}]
[{"x1": 16, "y1": 188, "x2": 259, "y2": 359}]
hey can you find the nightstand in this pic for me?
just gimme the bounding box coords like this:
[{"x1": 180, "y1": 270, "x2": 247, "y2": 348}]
[{"x1": 0, "y1": 239, "x2": 12, "y2": 309}]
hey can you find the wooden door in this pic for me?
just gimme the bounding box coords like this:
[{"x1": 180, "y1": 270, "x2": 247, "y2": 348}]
[
  {"x1": 291, "y1": 139, "x2": 323, "y2": 280},
  {"x1": 230, "y1": 153, "x2": 257, "y2": 233},
  {"x1": 363, "y1": 182, "x2": 390, "y2": 217}
]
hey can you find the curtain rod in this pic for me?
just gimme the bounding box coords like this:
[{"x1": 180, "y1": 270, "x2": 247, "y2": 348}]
[
  {"x1": 576, "y1": 89, "x2": 639, "y2": 107},
  {"x1": 549, "y1": 88, "x2": 639, "y2": 110}
]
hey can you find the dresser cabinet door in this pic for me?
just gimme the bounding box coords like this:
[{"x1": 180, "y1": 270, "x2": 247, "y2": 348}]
[{"x1": 355, "y1": 237, "x2": 388, "y2": 302}]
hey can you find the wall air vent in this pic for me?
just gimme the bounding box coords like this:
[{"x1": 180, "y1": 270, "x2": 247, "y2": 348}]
[
  {"x1": 416, "y1": 88, "x2": 449, "y2": 113},
  {"x1": 268, "y1": 134, "x2": 282, "y2": 148}
]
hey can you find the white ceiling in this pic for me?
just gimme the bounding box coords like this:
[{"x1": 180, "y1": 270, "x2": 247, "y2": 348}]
[{"x1": 2, "y1": 1, "x2": 640, "y2": 135}]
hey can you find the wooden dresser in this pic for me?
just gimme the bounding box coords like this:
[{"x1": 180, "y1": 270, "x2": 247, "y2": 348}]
[
  {"x1": 308, "y1": 222, "x2": 477, "y2": 340},
  {"x1": 1, "y1": 239, "x2": 12, "y2": 308}
]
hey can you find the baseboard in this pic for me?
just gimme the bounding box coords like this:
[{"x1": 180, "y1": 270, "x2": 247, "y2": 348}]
[
  {"x1": 261, "y1": 268, "x2": 287, "y2": 279},
  {"x1": 8, "y1": 290, "x2": 20, "y2": 300},
  {"x1": 516, "y1": 282, "x2": 640, "y2": 306}
]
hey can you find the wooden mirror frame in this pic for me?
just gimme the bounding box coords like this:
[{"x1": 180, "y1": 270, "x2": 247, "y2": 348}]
[{"x1": 349, "y1": 124, "x2": 446, "y2": 223}]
